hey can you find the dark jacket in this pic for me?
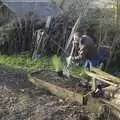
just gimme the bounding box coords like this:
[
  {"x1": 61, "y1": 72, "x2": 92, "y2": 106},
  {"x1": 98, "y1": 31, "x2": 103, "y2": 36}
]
[{"x1": 78, "y1": 35, "x2": 98, "y2": 60}]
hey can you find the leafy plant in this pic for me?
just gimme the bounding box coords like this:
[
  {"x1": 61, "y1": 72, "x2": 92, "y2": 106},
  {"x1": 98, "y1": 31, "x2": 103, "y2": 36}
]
[
  {"x1": 70, "y1": 66, "x2": 89, "y2": 78},
  {"x1": 51, "y1": 55, "x2": 63, "y2": 72}
]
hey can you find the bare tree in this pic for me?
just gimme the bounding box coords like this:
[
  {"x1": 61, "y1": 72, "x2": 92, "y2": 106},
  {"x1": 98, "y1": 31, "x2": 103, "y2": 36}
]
[
  {"x1": 65, "y1": 0, "x2": 91, "y2": 54},
  {"x1": 105, "y1": 0, "x2": 120, "y2": 69}
]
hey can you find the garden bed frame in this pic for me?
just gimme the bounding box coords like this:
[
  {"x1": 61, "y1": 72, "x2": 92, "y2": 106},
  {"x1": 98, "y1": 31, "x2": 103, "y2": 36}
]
[{"x1": 28, "y1": 68, "x2": 120, "y2": 118}]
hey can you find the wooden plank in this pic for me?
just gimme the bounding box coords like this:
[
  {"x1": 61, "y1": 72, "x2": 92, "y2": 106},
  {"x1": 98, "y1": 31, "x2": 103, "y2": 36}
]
[
  {"x1": 28, "y1": 74, "x2": 83, "y2": 104},
  {"x1": 86, "y1": 71, "x2": 117, "y2": 86},
  {"x1": 28, "y1": 74, "x2": 120, "y2": 118},
  {"x1": 92, "y1": 68, "x2": 120, "y2": 84}
]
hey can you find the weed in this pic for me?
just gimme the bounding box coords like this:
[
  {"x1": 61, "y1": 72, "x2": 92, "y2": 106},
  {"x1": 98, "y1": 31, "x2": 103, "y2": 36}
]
[{"x1": 51, "y1": 55, "x2": 63, "y2": 72}]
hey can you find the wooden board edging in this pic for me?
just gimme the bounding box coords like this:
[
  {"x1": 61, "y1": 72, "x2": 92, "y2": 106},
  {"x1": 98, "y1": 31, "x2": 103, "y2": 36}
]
[
  {"x1": 92, "y1": 68, "x2": 120, "y2": 84},
  {"x1": 28, "y1": 74, "x2": 120, "y2": 118},
  {"x1": 28, "y1": 74, "x2": 84, "y2": 104},
  {"x1": 86, "y1": 71, "x2": 117, "y2": 86}
]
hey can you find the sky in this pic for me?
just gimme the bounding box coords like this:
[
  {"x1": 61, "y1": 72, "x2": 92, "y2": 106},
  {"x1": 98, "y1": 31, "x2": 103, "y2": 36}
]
[{"x1": 2, "y1": 0, "x2": 48, "y2": 2}]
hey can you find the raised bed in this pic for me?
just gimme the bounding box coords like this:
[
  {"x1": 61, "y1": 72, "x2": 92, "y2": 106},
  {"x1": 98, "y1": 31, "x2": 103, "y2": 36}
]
[
  {"x1": 31, "y1": 70, "x2": 91, "y2": 94},
  {"x1": 28, "y1": 70, "x2": 120, "y2": 119}
]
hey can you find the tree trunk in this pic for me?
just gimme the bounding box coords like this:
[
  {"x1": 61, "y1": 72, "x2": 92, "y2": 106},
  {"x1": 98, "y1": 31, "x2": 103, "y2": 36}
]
[
  {"x1": 59, "y1": 0, "x2": 66, "y2": 10},
  {"x1": 105, "y1": 0, "x2": 120, "y2": 69}
]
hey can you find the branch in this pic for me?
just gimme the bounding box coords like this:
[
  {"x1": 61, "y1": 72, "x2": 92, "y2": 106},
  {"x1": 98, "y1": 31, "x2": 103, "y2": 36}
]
[{"x1": 65, "y1": 0, "x2": 90, "y2": 54}]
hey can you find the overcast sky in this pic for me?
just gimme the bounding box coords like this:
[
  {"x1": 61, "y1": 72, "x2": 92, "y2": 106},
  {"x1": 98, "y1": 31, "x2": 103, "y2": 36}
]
[{"x1": 2, "y1": 0, "x2": 48, "y2": 2}]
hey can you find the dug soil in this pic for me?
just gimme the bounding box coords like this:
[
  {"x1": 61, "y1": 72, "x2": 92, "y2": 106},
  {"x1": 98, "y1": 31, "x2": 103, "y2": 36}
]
[
  {"x1": 0, "y1": 68, "x2": 119, "y2": 120},
  {"x1": 32, "y1": 70, "x2": 91, "y2": 94}
]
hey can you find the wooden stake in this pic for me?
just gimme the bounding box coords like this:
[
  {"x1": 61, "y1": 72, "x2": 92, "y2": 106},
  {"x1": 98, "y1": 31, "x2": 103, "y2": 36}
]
[{"x1": 92, "y1": 77, "x2": 96, "y2": 91}]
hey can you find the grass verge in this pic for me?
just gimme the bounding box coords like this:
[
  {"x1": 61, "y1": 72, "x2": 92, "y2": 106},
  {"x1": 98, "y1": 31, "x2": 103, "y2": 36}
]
[{"x1": 0, "y1": 54, "x2": 88, "y2": 78}]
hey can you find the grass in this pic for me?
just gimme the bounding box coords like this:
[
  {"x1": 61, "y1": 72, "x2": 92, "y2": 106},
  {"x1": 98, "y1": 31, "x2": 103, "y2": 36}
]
[
  {"x1": 69, "y1": 66, "x2": 88, "y2": 78},
  {"x1": 0, "y1": 55, "x2": 54, "y2": 73},
  {"x1": 0, "y1": 54, "x2": 63, "y2": 73},
  {"x1": 51, "y1": 55, "x2": 63, "y2": 72},
  {"x1": 0, "y1": 54, "x2": 87, "y2": 78}
]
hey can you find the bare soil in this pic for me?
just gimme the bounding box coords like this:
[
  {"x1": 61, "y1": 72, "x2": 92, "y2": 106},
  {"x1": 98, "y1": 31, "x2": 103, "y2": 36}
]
[
  {"x1": 32, "y1": 70, "x2": 91, "y2": 94},
  {"x1": 0, "y1": 68, "x2": 119, "y2": 120},
  {"x1": 0, "y1": 68, "x2": 93, "y2": 120}
]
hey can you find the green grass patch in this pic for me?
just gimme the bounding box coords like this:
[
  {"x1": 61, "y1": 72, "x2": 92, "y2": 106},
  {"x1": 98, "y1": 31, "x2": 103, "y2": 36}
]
[
  {"x1": 69, "y1": 66, "x2": 88, "y2": 78},
  {"x1": 0, "y1": 55, "x2": 54, "y2": 73},
  {"x1": 51, "y1": 55, "x2": 63, "y2": 72},
  {"x1": 0, "y1": 54, "x2": 88, "y2": 78}
]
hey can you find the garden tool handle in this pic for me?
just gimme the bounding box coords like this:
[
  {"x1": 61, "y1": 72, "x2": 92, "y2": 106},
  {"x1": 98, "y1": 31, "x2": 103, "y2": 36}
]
[
  {"x1": 66, "y1": 42, "x2": 75, "y2": 68},
  {"x1": 70, "y1": 42, "x2": 75, "y2": 57}
]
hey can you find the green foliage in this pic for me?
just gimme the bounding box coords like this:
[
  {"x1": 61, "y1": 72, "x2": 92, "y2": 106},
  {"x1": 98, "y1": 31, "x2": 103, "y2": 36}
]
[
  {"x1": 70, "y1": 66, "x2": 88, "y2": 78},
  {"x1": 0, "y1": 55, "x2": 53, "y2": 73},
  {"x1": 0, "y1": 54, "x2": 90, "y2": 79},
  {"x1": 51, "y1": 55, "x2": 63, "y2": 72}
]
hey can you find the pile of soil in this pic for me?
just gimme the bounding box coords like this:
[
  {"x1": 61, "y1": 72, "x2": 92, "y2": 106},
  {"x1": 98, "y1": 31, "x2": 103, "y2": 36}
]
[{"x1": 32, "y1": 70, "x2": 91, "y2": 94}]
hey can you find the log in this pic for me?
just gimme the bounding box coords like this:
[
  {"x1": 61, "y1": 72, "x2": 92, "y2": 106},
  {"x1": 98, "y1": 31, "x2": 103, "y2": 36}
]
[
  {"x1": 28, "y1": 74, "x2": 83, "y2": 104},
  {"x1": 92, "y1": 68, "x2": 120, "y2": 84},
  {"x1": 85, "y1": 71, "x2": 117, "y2": 86}
]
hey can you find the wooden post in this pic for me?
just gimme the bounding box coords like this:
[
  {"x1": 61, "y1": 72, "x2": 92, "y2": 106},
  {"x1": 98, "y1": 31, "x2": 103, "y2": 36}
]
[{"x1": 92, "y1": 77, "x2": 96, "y2": 91}]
